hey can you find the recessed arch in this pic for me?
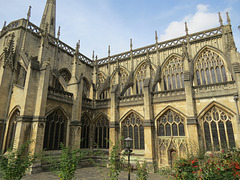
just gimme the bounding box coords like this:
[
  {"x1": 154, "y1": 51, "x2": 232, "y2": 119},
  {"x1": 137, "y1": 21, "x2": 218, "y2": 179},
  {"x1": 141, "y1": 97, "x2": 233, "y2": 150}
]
[
  {"x1": 154, "y1": 106, "x2": 187, "y2": 121},
  {"x1": 43, "y1": 107, "x2": 68, "y2": 150},
  {"x1": 161, "y1": 54, "x2": 184, "y2": 90},
  {"x1": 92, "y1": 112, "x2": 109, "y2": 123},
  {"x1": 198, "y1": 101, "x2": 236, "y2": 151},
  {"x1": 45, "y1": 106, "x2": 70, "y2": 120},
  {"x1": 193, "y1": 46, "x2": 232, "y2": 85},
  {"x1": 120, "y1": 109, "x2": 144, "y2": 123}
]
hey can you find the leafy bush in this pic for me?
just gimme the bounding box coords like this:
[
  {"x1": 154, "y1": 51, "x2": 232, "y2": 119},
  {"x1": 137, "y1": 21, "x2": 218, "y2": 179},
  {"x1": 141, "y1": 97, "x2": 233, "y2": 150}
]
[
  {"x1": 136, "y1": 160, "x2": 149, "y2": 180},
  {"x1": 0, "y1": 141, "x2": 35, "y2": 180},
  {"x1": 173, "y1": 148, "x2": 240, "y2": 180},
  {"x1": 108, "y1": 140, "x2": 125, "y2": 180}
]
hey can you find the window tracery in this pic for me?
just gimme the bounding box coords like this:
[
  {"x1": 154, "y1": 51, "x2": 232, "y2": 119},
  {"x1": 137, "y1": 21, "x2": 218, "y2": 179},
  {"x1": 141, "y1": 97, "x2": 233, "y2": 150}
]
[
  {"x1": 162, "y1": 56, "x2": 184, "y2": 90},
  {"x1": 5, "y1": 109, "x2": 19, "y2": 150},
  {"x1": 43, "y1": 109, "x2": 67, "y2": 150},
  {"x1": 98, "y1": 72, "x2": 108, "y2": 99},
  {"x1": 94, "y1": 116, "x2": 109, "y2": 149},
  {"x1": 195, "y1": 49, "x2": 228, "y2": 85},
  {"x1": 59, "y1": 69, "x2": 71, "y2": 83},
  {"x1": 80, "y1": 114, "x2": 91, "y2": 148},
  {"x1": 157, "y1": 109, "x2": 185, "y2": 137},
  {"x1": 136, "y1": 64, "x2": 146, "y2": 94},
  {"x1": 201, "y1": 106, "x2": 235, "y2": 151},
  {"x1": 120, "y1": 69, "x2": 131, "y2": 96},
  {"x1": 122, "y1": 113, "x2": 144, "y2": 150}
]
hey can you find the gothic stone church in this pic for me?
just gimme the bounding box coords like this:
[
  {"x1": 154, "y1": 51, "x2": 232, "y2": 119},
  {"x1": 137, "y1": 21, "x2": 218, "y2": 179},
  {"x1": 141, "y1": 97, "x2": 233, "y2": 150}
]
[{"x1": 0, "y1": 0, "x2": 240, "y2": 170}]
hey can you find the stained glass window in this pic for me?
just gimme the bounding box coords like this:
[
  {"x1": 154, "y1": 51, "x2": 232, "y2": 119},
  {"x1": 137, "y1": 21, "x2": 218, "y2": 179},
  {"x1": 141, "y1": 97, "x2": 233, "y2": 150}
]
[
  {"x1": 157, "y1": 110, "x2": 185, "y2": 137},
  {"x1": 202, "y1": 106, "x2": 235, "y2": 151},
  {"x1": 122, "y1": 113, "x2": 145, "y2": 150},
  {"x1": 43, "y1": 109, "x2": 67, "y2": 150},
  {"x1": 162, "y1": 56, "x2": 184, "y2": 90},
  {"x1": 195, "y1": 49, "x2": 229, "y2": 85}
]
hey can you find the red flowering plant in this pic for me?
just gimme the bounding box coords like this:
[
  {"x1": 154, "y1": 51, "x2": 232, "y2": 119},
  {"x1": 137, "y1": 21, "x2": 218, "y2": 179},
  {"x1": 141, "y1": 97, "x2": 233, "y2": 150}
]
[{"x1": 173, "y1": 148, "x2": 240, "y2": 180}]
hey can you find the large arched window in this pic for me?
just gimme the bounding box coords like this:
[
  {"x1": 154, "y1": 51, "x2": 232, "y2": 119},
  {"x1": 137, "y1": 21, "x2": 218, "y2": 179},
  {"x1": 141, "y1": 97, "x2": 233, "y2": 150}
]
[
  {"x1": 5, "y1": 109, "x2": 19, "y2": 151},
  {"x1": 162, "y1": 56, "x2": 184, "y2": 90},
  {"x1": 43, "y1": 109, "x2": 67, "y2": 150},
  {"x1": 122, "y1": 113, "x2": 144, "y2": 150},
  {"x1": 80, "y1": 114, "x2": 91, "y2": 148},
  {"x1": 195, "y1": 49, "x2": 229, "y2": 85},
  {"x1": 94, "y1": 115, "x2": 109, "y2": 149},
  {"x1": 201, "y1": 106, "x2": 235, "y2": 151},
  {"x1": 157, "y1": 109, "x2": 185, "y2": 137}
]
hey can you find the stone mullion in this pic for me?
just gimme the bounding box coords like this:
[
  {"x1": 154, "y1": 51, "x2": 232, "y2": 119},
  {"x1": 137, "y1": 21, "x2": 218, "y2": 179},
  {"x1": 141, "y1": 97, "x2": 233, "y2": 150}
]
[
  {"x1": 208, "y1": 121, "x2": 215, "y2": 151},
  {"x1": 224, "y1": 121, "x2": 230, "y2": 149},
  {"x1": 216, "y1": 121, "x2": 222, "y2": 150}
]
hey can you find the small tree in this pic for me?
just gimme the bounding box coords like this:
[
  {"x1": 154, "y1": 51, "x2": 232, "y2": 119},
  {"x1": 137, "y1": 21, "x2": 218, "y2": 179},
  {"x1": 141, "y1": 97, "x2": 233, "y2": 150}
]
[
  {"x1": 136, "y1": 160, "x2": 149, "y2": 180},
  {"x1": 108, "y1": 140, "x2": 125, "y2": 180},
  {"x1": 0, "y1": 141, "x2": 35, "y2": 180}
]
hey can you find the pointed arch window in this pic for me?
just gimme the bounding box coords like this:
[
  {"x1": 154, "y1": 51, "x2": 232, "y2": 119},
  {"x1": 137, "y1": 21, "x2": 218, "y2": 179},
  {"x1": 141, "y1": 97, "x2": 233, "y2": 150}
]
[
  {"x1": 43, "y1": 109, "x2": 67, "y2": 150},
  {"x1": 157, "y1": 109, "x2": 185, "y2": 137},
  {"x1": 136, "y1": 64, "x2": 146, "y2": 94},
  {"x1": 162, "y1": 56, "x2": 184, "y2": 90},
  {"x1": 201, "y1": 106, "x2": 235, "y2": 151},
  {"x1": 195, "y1": 49, "x2": 229, "y2": 85},
  {"x1": 122, "y1": 113, "x2": 144, "y2": 150},
  {"x1": 5, "y1": 109, "x2": 19, "y2": 151},
  {"x1": 80, "y1": 114, "x2": 91, "y2": 149},
  {"x1": 94, "y1": 116, "x2": 109, "y2": 149}
]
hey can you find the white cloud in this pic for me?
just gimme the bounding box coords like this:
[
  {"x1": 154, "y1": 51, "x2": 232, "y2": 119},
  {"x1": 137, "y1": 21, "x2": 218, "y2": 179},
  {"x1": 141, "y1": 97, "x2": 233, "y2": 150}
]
[{"x1": 159, "y1": 4, "x2": 221, "y2": 41}]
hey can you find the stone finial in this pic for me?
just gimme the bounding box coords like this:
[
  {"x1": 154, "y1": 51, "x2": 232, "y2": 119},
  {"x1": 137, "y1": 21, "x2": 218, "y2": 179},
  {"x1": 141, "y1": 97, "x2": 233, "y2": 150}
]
[
  {"x1": 130, "y1": 38, "x2": 133, "y2": 51},
  {"x1": 92, "y1": 51, "x2": 95, "y2": 61},
  {"x1": 185, "y1": 22, "x2": 189, "y2": 35},
  {"x1": 27, "y1": 6, "x2": 32, "y2": 21},
  {"x1": 2, "y1": 21, "x2": 6, "y2": 30},
  {"x1": 108, "y1": 45, "x2": 110, "y2": 57},
  {"x1": 75, "y1": 40, "x2": 80, "y2": 54},
  {"x1": 218, "y1": 12, "x2": 223, "y2": 26},
  {"x1": 226, "y1": 12, "x2": 231, "y2": 25},
  {"x1": 155, "y1": 31, "x2": 158, "y2": 43},
  {"x1": 57, "y1": 26, "x2": 60, "y2": 39},
  {"x1": 96, "y1": 55, "x2": 98, "y2": 61}
]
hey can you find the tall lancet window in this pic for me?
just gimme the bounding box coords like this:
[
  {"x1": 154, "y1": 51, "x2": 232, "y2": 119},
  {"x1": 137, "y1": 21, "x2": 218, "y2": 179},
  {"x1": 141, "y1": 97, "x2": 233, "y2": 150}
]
[
  {"x1": 195, "y1": 49, "x2": 229, "y2": 85},
  {"x1": 201, "y1": 106, "x2": 235, "y2": 151},
  {"x1": 5, "y1": 109, "x2": 20, "y2": 151},
  {"x1": 136, "y1": 64, "x2": 146, "y2": 94},
  {"x1": 94, "y1": 116, "x2": 109, "y2": 149},
  {"x1": 162, "y1": 56, "x2": 184, "y2": 90},
  {"x1": 122, "y1": 113, "x2": 145, "y2": 150},
  {"x1": 80, "y1": 114, "x2": 91, "y2": 149},
  {"x1": 43, "y1": 109, "x2": 67, "y2": 150}
]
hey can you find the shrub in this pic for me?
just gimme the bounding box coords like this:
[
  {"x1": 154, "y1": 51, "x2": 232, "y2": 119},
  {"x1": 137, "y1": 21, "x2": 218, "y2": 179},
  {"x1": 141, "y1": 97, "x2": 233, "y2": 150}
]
[
  {"x1": 136, "y1": 160, "x2": 149, "y2": 180},
  {"x1": 173, "y1": 148, "x2": 240, "y2": 180},
  {"x1": 0, "y1": 141, "x2": 35, "y2": 180}
]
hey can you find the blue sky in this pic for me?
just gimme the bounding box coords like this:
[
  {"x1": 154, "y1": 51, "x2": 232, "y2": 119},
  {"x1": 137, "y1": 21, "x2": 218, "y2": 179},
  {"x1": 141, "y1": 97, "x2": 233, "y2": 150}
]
[{"x1": 0, "y1": 0, "x2": 239, "y2": 58}]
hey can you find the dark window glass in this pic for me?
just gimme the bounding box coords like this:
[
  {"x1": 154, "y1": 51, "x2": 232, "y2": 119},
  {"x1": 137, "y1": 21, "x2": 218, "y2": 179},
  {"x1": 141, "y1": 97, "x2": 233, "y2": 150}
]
[
  {"x1": 140, "y1": 126, "x2": 145, "y2": 149},
  {"x1": 179, "y1": 123, "x2": 185, "y2": 136},
  {"x1": 172, "y1": 75, "x2": 176, "y2": 89},
  {"x1": 172, "y1": 123, "x2": 178, "y2": 136},
  {"x1": 216, "y1": 67, "x2": 222, "y2": 82},
  {"x1": 166, "y1": 124, "x2": 171, "y2": 136},
  {"x1": 164, "y1": 77, "x2": 167, "y2": 90},
  {"x1": 196, "y1": 70, "x2": 201, "y2": 85},
  {"x1": 218, "y1": 121, "x2": 227, "y2": 149},
  {"x1": 221, "y1": 66, "x2": 227, "y2": 82},
  {"x1": 159, "y1": 124, "x2": 164, "y2": 136},
  {"x1": 168, "y1": 75, "x2": 171, "y2": 90},
  {"x1": 134, "y1": 126, "x2": 139, "y2": 149},
  {"x1": 211, "y1": 121, "x2": 219, "y2": 151},
  {"x1": 176, "y1": 74, "x2": 181, "y2": 89},
  {"x1": 201, "y1": 69, "x2": 206, "y2": 85},
  {"x1": 211, "y1": 68, "x2": 216, "y2": 83},
  {"x1": 206, "y1": 68, "x2": 211, "y2": 84},
  {"x1": 204, "y1": 122, "x2": 212, "y2": 151},
  {"x1": 226, "y1": 121, "x2": 236, "y2": 148}
]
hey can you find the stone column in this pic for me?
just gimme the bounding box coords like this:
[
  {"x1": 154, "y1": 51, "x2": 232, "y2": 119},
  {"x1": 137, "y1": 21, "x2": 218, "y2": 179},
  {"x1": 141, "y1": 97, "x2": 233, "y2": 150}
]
[
  {"x1": 109, "y1": 84, "x2": 119, "y2": 152},
  {"x1": 143, "y1": 78, "x2": 155, "y2": 163}
]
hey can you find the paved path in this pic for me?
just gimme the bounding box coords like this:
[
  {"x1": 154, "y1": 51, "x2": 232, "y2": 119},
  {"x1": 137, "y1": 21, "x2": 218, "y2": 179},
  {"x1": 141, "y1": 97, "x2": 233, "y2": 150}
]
[{"x1": 20, "y1": 166, "x2": 173, "y2": 180}]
